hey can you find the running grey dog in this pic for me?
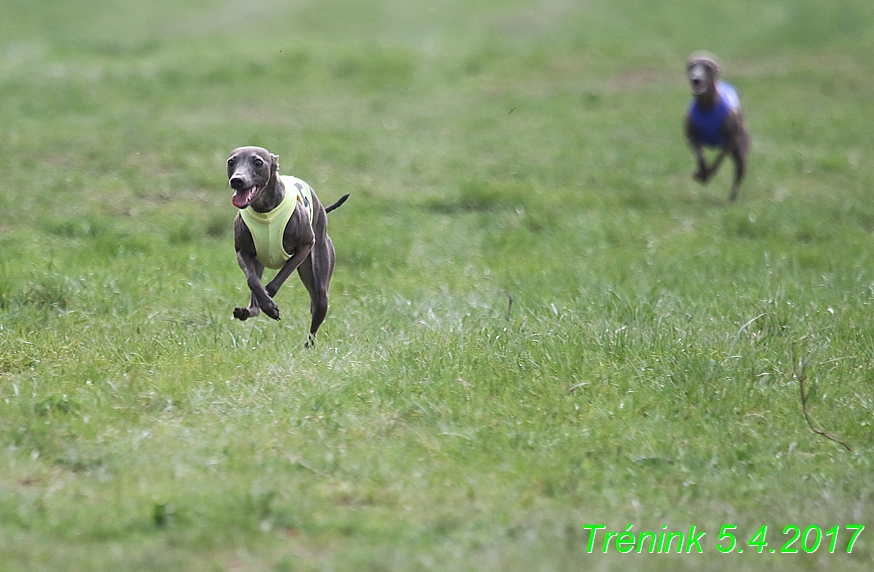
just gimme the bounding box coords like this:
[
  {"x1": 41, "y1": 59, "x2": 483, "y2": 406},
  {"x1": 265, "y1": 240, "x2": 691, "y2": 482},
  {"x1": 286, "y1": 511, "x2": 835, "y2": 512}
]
[
  {"x1": 684, "y1": 52, "x2": 750, "y2": 201},
  {"x1": 227, "y1": 146, "x2": 348, "y2": 346}
]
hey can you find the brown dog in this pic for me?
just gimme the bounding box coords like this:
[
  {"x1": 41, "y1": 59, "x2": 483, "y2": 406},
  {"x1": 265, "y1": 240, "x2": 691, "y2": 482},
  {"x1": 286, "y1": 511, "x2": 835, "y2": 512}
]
[
  {"x1": 684, "y1": 52, "x2": 750, "y2": 201},
  {"x1": 227, "y1": 146, "x2": 348, "y2": 346}
]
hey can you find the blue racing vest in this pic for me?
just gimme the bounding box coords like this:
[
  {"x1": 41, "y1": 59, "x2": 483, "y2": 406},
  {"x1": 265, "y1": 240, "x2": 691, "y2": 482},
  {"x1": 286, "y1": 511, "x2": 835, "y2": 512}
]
[{"x1": 688, "y1": 81, "x2": 741, "y2": 147}]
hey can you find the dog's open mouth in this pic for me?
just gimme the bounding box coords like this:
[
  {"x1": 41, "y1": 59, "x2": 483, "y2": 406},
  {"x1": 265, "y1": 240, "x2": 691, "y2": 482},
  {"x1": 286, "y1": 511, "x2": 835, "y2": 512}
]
[
  {"x1": 690, "y1": 80, "x2": 708, "y2": 96},
  {"x1": 232, "y1": 185, "x2": 258, "y2": 209}
]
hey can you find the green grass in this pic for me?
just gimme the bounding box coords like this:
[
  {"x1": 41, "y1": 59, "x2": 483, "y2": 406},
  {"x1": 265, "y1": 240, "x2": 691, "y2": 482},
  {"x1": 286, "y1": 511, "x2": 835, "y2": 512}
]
[{"x1": 2, "y1": 0, "x2": 874, "y2": 570}]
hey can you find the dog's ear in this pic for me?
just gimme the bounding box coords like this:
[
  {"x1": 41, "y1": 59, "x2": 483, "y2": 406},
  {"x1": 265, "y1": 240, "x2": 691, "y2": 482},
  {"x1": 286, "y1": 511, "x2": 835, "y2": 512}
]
[
  {"x1": 271, "y1": 153, "x2": 279, "y2": 174},
  {"x1": 706, "y1": 59, "x2": 719, "y2": 78}
]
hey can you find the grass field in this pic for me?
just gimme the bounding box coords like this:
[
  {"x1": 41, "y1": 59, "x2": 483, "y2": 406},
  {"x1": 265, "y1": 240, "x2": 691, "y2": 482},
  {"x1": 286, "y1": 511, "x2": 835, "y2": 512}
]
[{"x1": 2, "y1": 0, "x2": 874, "y2": 570}]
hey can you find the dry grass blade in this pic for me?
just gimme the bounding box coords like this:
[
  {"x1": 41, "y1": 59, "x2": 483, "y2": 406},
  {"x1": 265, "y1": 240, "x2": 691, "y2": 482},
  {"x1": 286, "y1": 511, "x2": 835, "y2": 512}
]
[{"x1": 792, "y1": 343, "x2": 853, "y2": 453}]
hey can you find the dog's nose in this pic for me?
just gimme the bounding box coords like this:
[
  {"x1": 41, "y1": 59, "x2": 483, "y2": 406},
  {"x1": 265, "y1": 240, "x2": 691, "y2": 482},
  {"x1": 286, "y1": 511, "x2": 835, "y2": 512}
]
[{"x1": 229, "y1": 175, "x2": 246, "y2": 190}]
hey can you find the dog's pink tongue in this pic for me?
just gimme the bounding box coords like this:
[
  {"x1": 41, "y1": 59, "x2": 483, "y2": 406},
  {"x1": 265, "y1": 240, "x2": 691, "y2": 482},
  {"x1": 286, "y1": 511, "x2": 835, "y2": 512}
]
[{"x1": 232, "y1": 187, "x2": 254, "y2": 209}]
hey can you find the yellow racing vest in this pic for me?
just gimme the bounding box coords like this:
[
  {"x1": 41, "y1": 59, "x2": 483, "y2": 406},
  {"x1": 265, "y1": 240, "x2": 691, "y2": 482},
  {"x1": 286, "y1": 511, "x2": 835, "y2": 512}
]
[{"x1": 240, "y1": 176, "x2": 314, "y2": 269}]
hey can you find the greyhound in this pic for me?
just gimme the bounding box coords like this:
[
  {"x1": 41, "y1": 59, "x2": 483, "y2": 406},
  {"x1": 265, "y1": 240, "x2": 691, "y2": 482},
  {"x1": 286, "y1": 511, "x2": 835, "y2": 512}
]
[
  {"x1": 227, "y1": 146, "x2": 348, "y2": 346},
  {"x1": 684, "y1": 52, "x2": 750, "y2": 201}
]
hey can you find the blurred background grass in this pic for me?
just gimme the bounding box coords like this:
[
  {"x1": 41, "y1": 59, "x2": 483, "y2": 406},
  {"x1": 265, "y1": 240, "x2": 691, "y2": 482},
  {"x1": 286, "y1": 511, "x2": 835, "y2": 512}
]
[{"x1": 1, "y1": 0, "x2": 874, "y2": 570}]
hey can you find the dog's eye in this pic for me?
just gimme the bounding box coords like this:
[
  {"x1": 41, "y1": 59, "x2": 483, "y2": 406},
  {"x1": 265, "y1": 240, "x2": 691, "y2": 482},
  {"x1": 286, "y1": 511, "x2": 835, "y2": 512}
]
[
  {"x1": 227, "y1": 158, "x2": 235, "y2": 167},
  {"x1": 253, "y1": 158, "x2": 264, "y2": 168}
]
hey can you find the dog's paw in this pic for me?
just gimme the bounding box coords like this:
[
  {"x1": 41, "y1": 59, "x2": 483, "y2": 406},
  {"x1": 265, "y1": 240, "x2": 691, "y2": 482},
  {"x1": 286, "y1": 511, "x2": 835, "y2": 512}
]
[
  {"x1": 262, "y1": 302, "x2": 281, "y2": 321},
  {"x1": 265, "y1": 284, "x2": 279, "y2": 298},
  {"x1": 233, "y1": 307, "x2": 250, "y2": 321}
]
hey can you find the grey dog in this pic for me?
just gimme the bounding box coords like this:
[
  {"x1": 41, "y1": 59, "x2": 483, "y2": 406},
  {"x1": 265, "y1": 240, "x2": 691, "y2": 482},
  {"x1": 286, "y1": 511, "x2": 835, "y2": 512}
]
[
  {"x1": 227, "y1": 146, "x2": 348, "y2": 346},
  {"x1": 684, "y1": 52, "x2": 750, "y2": 201}
]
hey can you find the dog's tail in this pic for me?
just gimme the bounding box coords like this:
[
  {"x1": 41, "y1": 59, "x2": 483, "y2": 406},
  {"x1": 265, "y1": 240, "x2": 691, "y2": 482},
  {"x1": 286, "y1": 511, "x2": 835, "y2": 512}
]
[{"x1": 325, "y1": 193, "x2": 350, "y2": 214}]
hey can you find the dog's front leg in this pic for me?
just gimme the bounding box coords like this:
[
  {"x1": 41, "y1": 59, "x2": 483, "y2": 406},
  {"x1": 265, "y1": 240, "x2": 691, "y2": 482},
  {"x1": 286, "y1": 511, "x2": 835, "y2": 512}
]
[
  {"x1": 689, "y1": 142, "x2": 710, "y2": 183},
  {"x1": 686, "y1": 118, "x2": 710, "y2": 183},
  {"x1": 704, "y1": 147, "x2": 731, "y2": 182},
  {"x1": 235, "y1": 252, "x2": 280, "y2": 320},
  {"x1": 686, "y1": 133, "x2": 710, "y2": 184},
  {"x1": 264, "y1": 240, "x2": 314, "y2": 298}
]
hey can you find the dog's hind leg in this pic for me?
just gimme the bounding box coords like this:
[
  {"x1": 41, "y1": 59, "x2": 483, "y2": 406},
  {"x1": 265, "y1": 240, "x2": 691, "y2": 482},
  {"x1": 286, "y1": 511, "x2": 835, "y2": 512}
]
[
  {"x1": 297, "y1": 235, "x2": 335, "y2": 347},
  {"x1": 729, "y1": 147, "x2": 745, "y2": 202},
  {"x1": 728, "y1": 131, "x2": 749, "y2": 202}
]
